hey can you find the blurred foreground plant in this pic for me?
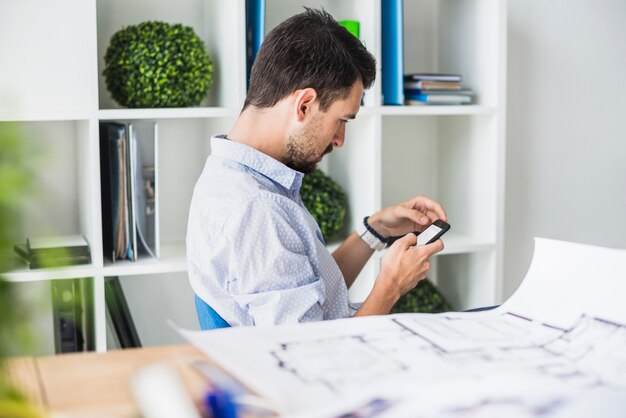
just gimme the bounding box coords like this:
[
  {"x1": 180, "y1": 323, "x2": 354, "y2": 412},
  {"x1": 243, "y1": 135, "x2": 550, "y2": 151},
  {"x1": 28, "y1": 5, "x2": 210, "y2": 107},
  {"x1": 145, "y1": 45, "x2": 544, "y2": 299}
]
[
  {"x1": 0, "y1": 122, "x2": 45, "y2": 417},
  {"x1": 0, "y1": 122, "x2": 36, "y2": 357}
]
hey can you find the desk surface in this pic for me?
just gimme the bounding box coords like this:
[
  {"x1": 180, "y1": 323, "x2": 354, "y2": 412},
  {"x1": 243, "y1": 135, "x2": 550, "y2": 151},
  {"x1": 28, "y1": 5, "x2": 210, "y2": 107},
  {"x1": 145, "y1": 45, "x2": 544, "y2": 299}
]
[{"x1": 5, "y1": 344, "x2": 210, "y2": 418}]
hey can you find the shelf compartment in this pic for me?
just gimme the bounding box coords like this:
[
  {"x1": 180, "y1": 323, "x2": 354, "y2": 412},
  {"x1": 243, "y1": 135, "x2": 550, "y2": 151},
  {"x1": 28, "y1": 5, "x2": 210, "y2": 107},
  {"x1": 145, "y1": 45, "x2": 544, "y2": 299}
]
[
  {"x1": 2, "y1": 280, "x2": 65, "y2": 356},
  {"x1": 436, "y1": 251, "x2": 497, "y2": 311},
  {"x1": 96, "y1": 0, "x2": 245, "y2": 110},
  {"x1": 0, "y1": 111, "x2": 94, "y2": 123},
  {"x1": 381, "y1": 115, "x2": 499, "y2": 242},
  {"x1": 102, "y1": 242, "x2": 186, "y2": 277},
  {"x1": 2, "y1": 265, "x2": 97, "y2": 283},
  {"x1": 2, "y1": 121, "x2": 99, "y2": 266},
  {"x1": 99, "y1": 107, "x2": 240, "y2": 121},
  {"x1": 379, "y1": 105, "x2": 496, "y2": 116},
  {"x1": 0, "y1": 0, "x2": 95, "y2": 119},
  {"x1": 3, "y1": 276, "x2": 95, "y2": 356},
  {"x1": 105, "y1": 272, "x2": 199, "y2": 348},
  {"x1": 403, "y1": 0, "x2": 503, "y2": 107}
]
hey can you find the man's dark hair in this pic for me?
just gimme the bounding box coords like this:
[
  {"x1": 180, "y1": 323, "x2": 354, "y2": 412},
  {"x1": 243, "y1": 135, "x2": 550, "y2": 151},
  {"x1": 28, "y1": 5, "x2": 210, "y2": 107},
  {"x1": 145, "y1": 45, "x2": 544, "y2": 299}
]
[{"x1": 244, "y1": 8, "x2": 376, "y2": 111}]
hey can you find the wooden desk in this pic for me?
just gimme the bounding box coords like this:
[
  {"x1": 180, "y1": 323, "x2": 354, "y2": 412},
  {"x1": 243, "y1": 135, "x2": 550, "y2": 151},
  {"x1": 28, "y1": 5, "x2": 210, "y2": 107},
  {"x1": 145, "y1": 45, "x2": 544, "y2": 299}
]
[{"x1": 5, "y1": 344, "x2": 210, "y2": 418}]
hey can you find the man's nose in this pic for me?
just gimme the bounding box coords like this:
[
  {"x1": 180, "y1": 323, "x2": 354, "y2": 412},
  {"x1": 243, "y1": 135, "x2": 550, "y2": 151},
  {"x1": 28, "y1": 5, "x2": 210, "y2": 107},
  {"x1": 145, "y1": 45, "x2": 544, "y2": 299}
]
[{"x1": 332, "y1": 124, "x2": 346, "y2": 148}]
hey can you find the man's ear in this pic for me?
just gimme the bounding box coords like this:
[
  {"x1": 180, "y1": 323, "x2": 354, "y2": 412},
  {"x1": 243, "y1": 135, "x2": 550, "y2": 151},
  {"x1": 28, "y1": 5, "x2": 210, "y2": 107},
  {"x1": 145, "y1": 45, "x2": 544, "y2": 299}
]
[{"x1": 293, "y1": 88, "x2": 318, "y2": 122}]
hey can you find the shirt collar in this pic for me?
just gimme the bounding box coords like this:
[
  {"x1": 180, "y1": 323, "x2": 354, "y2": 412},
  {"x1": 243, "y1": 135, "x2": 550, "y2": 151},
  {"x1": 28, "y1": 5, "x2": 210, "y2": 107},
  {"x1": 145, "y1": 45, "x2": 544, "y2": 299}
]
[{"x1": 210, "y1": 135, "x2": 304, "y2": 193}]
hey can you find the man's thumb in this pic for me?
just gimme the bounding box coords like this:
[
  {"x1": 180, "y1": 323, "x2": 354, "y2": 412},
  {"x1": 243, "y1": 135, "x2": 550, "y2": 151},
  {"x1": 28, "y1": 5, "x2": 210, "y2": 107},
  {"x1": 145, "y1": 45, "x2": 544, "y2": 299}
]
[{"x1": 394, "y1": 232, "x2": 418, "y2": 249}]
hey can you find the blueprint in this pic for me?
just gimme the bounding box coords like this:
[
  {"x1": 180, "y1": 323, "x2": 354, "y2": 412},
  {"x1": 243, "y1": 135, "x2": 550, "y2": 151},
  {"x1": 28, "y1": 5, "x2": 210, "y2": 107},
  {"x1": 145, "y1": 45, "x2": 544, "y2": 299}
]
[{"x1": 178, "y1": 239, "x2": 626, "y2": 417}]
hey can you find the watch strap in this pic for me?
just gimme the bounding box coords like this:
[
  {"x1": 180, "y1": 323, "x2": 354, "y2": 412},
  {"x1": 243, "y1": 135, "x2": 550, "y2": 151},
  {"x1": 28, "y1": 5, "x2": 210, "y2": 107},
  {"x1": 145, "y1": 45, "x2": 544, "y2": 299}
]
[{"x1": 356, "y1": 217, "x2": 387, "y2": 251}]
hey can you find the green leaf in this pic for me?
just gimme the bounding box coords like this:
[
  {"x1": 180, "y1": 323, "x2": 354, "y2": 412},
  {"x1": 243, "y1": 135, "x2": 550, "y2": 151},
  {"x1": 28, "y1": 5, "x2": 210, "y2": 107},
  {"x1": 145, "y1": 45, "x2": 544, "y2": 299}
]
[
  {"x1": 300, "y1": 170, "x2": 347, "y2": 242},
  {"x1": 390, "y1": 279, "x2": 453, "y2": 314}
]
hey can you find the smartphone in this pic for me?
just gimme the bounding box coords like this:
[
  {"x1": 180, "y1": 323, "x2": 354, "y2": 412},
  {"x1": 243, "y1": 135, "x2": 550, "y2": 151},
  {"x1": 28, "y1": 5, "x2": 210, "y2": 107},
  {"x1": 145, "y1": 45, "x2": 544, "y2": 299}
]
[{"x1": 415, "y1": 220, "x2": 450, "y2": 246}]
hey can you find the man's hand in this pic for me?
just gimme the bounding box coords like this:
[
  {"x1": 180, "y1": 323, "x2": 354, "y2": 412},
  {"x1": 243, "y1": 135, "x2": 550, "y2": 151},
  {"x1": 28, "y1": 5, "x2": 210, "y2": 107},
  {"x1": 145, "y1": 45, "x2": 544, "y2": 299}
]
[
  {"x1": 377, "y1": 233, "x2": 444, "y2": 301},
  {"x1": 354, "y1": 233, "x2": 444, "y2": 317},
  {"x1": 368, "y1": 195, "x2": 448, "y2": 238}
]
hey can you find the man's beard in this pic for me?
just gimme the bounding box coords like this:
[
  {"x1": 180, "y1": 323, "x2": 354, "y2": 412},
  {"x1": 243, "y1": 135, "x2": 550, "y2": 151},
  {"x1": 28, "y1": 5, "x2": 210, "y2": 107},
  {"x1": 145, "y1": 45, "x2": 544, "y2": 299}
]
[
  {"x1": 285, "y1": 142, "x2": 332, "y2": 174},
  {"x1": 284, "y1": 116, "x2": 332, "y2": 174}
]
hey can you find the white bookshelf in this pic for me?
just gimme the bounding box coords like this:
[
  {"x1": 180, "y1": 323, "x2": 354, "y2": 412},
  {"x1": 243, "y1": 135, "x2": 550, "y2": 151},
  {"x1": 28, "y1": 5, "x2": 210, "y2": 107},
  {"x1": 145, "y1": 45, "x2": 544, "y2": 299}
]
[{"x1": 0, "y1": 0, "x2": 506, "y2": 353}]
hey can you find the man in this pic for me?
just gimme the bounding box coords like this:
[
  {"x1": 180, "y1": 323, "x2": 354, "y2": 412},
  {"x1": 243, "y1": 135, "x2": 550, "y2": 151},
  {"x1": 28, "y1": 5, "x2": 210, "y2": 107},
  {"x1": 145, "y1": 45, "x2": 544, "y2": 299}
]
[{"x1": 187, "y1": 8, "x2": 446, "y2": 326}]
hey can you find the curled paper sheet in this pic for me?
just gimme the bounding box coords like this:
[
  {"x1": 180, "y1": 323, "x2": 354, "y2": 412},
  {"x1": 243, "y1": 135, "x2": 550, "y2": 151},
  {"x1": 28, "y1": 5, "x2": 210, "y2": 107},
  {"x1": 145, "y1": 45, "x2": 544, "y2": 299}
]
[{"x1": 176, "y1": 238, "x2": 626, "y2": 417}]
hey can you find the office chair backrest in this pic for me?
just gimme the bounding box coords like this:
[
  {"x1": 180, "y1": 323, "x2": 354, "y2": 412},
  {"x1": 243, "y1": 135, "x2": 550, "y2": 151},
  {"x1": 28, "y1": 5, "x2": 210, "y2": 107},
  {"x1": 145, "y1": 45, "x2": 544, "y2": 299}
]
[{"x1": 195, "y1": 294, "x2": 230, "y2": 330}]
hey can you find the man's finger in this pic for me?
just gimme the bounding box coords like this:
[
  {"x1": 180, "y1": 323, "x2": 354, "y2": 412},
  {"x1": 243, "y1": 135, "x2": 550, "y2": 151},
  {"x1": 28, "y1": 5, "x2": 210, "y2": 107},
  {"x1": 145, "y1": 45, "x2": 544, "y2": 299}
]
[
  {"x1": 411, "y1": 197, "x2": 447, "y2": 223},
  {"x1": 392, "y1": 232, "x2": 417, "y2": 250},
  {"x1": 397, "y1": 206, "x2": 429, "y2": 226},
  {"x1": 424, "y1": 239, "x2": 444, "y2": 255}
]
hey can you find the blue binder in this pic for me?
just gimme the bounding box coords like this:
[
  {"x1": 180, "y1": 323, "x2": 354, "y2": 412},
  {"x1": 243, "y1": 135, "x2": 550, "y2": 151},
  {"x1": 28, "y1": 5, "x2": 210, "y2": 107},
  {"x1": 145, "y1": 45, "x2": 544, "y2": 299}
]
[
  {"x1": 246, "y1": 0, "x2": 265, "y2": 90},
  {"x1": 381, "y1": 0, "x2": 404, "y2": 105}
]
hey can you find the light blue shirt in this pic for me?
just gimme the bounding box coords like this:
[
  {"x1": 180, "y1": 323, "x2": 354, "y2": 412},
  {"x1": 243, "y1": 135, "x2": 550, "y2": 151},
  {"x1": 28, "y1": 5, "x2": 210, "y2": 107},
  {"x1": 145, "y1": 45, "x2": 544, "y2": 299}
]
[{"x1": 187, "y1": 136, "x2": 351, "y2": 326}]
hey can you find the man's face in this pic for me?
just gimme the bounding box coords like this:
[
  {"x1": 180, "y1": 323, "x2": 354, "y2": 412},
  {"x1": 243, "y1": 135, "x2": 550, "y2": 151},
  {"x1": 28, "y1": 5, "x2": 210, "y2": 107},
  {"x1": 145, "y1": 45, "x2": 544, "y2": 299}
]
[{"x1": 285, "y1": 80, "x2": 364, "y2": 174}]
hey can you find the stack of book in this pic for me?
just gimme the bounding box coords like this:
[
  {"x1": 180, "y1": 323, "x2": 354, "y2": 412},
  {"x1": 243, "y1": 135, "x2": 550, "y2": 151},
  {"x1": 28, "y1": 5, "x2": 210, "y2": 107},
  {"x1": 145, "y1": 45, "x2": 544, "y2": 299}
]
[
  {"x1": 404, "y1": 73, "x2": 473, "y2": 105},
  {"x1": 100, "y1": 122, "x2": 160, "y2": 263},
  {"x1": 14, "y1": 235, "x2": 91, "y2": 269}
]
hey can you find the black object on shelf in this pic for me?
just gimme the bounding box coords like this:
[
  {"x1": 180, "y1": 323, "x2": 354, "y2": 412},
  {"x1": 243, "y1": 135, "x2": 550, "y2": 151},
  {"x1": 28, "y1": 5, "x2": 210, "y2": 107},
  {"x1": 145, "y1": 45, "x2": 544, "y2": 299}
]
[
  {"x1": 52, "y1": 278, "x2": 92, "y2": 353},
  {"x1": 105, "y1": 277, "x2": 141, "y2": 348}
]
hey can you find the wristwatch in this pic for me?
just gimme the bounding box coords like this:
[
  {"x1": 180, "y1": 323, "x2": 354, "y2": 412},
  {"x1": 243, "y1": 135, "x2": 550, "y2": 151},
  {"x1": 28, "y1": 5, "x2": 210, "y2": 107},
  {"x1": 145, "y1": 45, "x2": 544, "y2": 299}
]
[{"x1": 356, "y1": 216, "x2": 387, "y2": 251}]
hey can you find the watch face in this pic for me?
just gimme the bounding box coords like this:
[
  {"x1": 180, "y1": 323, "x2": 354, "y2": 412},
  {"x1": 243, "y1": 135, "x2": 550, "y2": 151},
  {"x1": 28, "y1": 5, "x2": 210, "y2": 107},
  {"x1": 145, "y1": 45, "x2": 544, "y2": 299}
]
[
  {"x1": 359, "y1": 229, "x2": 384, "y2": 251},
  {"x1": 372, "y1": 238, "x2": 386, "y2": 251}
]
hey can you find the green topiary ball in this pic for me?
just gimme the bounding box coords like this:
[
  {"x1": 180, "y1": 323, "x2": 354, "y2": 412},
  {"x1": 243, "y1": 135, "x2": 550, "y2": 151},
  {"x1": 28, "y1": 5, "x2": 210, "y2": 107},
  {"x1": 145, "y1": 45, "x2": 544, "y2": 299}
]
[
  {"x1": 300, "y1": 169, "x2": 347, "y2": 242},
  {"x1": 390, "y1": 279, "x2": 453, "y2": 314},
  {"x1": 103, "y1": 21, "x2": 213, "y2": 108}
]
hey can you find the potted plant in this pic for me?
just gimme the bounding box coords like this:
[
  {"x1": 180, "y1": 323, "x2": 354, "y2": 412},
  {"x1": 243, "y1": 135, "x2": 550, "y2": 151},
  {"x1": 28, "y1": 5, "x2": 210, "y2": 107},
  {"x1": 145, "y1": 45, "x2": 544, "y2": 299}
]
[
  {"x1": 300, "y1": 169, "x2": 347, "y2": 242},
  {"x1": 391, "y1": 279, "x2": 452, "y2": 314},
  {"x1": 103, "y1": 21, "x2": 214, "y2": 108}
]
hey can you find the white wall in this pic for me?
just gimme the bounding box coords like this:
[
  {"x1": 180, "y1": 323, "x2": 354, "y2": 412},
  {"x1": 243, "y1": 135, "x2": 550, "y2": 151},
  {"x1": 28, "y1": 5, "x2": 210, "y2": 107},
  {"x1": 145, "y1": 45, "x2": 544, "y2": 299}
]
[{"x1": 504, "y1": 0, "x2": 626, "y2": 299}]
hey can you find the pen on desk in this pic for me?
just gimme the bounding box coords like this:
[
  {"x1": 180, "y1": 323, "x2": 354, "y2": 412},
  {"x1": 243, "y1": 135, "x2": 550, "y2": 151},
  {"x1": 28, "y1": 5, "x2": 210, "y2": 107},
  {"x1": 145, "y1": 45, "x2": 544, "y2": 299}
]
[
  {"x1": 191, "y1": 360, "x2": 246, "y2": 396},
  {"x1": 190, "y1": 360, "x2": 284, "y2": 417},
  {"x1": 204, "y1": 389, "x2": 238, "y2": 418}
]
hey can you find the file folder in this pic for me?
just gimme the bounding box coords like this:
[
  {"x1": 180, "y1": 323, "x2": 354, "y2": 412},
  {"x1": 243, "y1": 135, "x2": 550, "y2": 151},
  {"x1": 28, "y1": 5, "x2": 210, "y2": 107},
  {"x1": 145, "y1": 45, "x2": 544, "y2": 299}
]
[{"x1": 382, "y1": 0, "x2": 405, "y2": 105}]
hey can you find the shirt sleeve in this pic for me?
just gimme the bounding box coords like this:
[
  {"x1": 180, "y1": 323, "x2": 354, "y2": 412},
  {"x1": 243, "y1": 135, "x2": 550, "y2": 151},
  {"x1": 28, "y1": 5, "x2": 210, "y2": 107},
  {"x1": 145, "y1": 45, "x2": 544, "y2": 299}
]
[{"x1": 224, "y1": 196, "x2": 326, "y2": 325}]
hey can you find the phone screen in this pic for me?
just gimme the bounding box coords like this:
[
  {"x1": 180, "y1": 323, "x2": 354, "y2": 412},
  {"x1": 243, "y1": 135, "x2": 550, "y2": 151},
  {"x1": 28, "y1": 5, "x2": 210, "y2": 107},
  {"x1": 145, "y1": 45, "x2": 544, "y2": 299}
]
[{"x1": 416, "y1": 223, "x2": 443, "y2": 246}]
